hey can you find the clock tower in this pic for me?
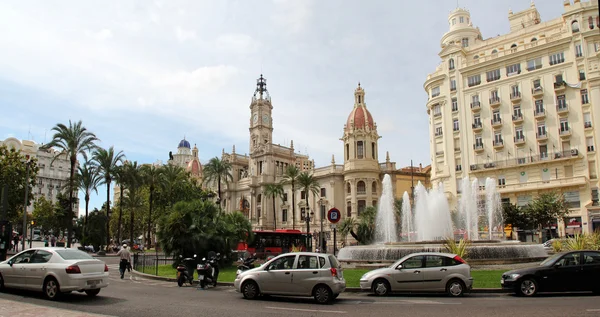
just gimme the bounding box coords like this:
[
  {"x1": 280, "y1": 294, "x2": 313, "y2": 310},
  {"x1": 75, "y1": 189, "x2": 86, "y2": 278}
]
[{"x1": 249, "y1": 74, "x2": 273, "y2": 153}]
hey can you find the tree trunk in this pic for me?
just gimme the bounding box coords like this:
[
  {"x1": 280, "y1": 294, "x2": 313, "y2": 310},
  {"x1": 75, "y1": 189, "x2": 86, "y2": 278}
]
[
  {"x1": 117, "y1": 186, "x2": 123, "y2": 246},
  {"x1": 273, "y1": 195, "x2": 276, "y2": 231},
  {"x1": 106, "y1": 179, "x2": 111, "y2": 251},
  {"x1": 350, "y1": 229, "x2": 359, "y2": 242},
  {"x1": 84, "y1": 194, "x2": 89, "y2": 242},
  {"x1": 129, "y1": 199, "x2": 134, "y2": 249},
  {"x1": 147, "y1": 188, "x2": 153, "y2": 248},
  {"x1": 67, "y1": 157, "x2": 76, "y2": 248},
  {"x1": 291, "y1": 182, "x2": 295, "y2": 230},
  {"x1": 217, "y1": 175, "x2": 222, "y2": 210}
]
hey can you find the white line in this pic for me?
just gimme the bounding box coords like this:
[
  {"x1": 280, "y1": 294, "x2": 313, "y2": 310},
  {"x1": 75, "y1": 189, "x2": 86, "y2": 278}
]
[
  {"x1": 587, "y1": 309, "x2": 600, "y2": 312},
  {"x1": 373, "y1": 300, "x2": 461, "y2": 305},
  {"x1": 265, "y1": 306, "x2": 346, "y2": 314}
]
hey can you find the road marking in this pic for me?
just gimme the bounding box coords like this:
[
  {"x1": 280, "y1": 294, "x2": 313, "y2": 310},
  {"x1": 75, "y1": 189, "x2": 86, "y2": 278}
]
[
  {"x1": 587, "y1": 309, "x2": 600, "y2": 312},
  {"x1": 265, "y1": 306, "x2": 346, "y2": 314},
  {"x1": 373, "y1": 300, "x2": 461, "y2": 305}
]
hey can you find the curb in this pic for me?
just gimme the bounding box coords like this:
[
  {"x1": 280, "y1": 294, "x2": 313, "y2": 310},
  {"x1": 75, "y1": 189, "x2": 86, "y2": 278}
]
[{"x1": 129, "y1": 270, "x2": 510, "y2": 293}]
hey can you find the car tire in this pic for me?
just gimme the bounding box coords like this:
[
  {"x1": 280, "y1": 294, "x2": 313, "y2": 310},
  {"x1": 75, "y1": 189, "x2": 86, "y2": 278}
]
[
  {"x1": 85, "y1": 289, "x2": 101, "y2": 297},
  {"x1": 43, "y1": 277, "x2": 61, "y2": 301},
  {"x1": 242, "y1": 281, "x2": 259, "y2": 300},
  {"x1": 313, "y1": 284, "x2": 333, "y2": 304},
  {"x1": 446, "y1": 279, "x2": 466, "y2": 297},
  {"x1": 0, "y1": 273, "x2": 4, "y2": 291},
  {"x1": 517, "y1": 278, "x2": 538, "y2": 297},
  {"x1": 372, "y1": 278, "x2": 391, "y2": 296}
]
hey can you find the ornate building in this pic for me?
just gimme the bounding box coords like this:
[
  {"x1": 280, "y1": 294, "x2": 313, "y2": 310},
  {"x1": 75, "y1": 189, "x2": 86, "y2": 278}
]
[
  {"x1": 424, "y1": 1, "x2": 600, "y2": 236},
  {"x1": 168, "y1": 139, "x2": 203, "y2": 182}
]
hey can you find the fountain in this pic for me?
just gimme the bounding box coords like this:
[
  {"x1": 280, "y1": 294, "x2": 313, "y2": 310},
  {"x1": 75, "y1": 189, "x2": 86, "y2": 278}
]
[{"x1": 337, "y1": 175, "x2": 547, "y2": 263}]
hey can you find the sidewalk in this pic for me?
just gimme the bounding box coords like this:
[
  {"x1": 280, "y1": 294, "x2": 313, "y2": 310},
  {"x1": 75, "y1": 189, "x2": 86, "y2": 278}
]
[{"x1": 0, "y1": 298, "x2": 114, "y2": 317}]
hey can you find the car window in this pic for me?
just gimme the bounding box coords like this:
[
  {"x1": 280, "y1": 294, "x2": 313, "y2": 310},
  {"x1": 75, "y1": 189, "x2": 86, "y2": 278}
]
[
  {"x1": 425, "y1": 256, "x2": 444, "y2": 267},
  {"x1": 583, "y1": 252, "x2": 600, "y2": 265},
  {"x1": 556, "y1": 253, "x2": 581, "y2": 267},
  {"x1": 267, "y1": 255, "x2": 296, "y2": 270},
  {"x1": 318, "y1": 256, "x2": 327, "y2": 268},
  {"x1": 297, "y1": 255, "x2": 319, "y2": 269},
  {"x1": 30, "y1": 250, "x2": 53, "y2": 263},
  {"x1": 402, "y1": 256, "x2": 424, "y2": 269},
  {"x1": 55, "y1": 249, "x2": 94, "y2": 260},
  {"x1": 11, "y1": 250, "x2": 36, "y2": 264},
  {"x1": 328, "y1": 255, "x2": 340, "y2": 268}
]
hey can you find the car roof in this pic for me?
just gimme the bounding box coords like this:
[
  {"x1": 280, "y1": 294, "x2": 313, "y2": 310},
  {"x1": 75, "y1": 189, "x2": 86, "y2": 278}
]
[
  {"x1": 402, "y1": 252, "x2": 457, "y2": 257},
  {"x1": 278, "y1": 252, "x2": 331, "y2": 257}
]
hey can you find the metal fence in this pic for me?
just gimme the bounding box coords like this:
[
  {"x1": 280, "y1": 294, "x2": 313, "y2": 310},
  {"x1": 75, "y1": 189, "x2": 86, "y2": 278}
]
[{"x1": 132, "y1": 252, "x2": 174, "y2": 276}]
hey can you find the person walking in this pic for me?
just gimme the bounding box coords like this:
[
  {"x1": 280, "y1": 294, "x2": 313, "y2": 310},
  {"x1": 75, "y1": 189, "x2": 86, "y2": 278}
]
[
  {"x1": 117, "y1": 244, "x2": 132, "y2": 279},
  {"x1": 50, "y1": 235, "x2": 56, "y2": 247},
  {"x1": 12, "y1": 235, "x2": 19, "y2": 252}
]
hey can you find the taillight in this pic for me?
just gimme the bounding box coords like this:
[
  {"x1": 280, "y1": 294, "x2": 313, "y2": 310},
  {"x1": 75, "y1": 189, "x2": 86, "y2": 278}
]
[
  {"x1": 104, "y1": 264, "x2": 109, "y2": 272},
  {"x1": 66, "y1": 265, "x2": 81, "y2": 274},
  {"x1": 330, "y1": 267, "x2": 338, "y2": 277},
  {"x1": 453, "y1": 255, "x2": 467, "y2": 264}
]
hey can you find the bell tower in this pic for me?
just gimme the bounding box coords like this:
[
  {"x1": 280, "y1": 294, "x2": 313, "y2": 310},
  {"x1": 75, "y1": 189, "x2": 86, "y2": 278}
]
[{"x1": 249, "y1": 74, "x2": 273, "y2": 153}]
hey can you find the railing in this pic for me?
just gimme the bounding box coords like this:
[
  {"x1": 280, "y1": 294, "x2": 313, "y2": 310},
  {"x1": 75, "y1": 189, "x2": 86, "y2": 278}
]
[
  {"x1": 472, "y1": 122, "x2": 482, "y2": 129},
  {"x1": 532, "y1": 87, "x2": 543, "y2": 94},
  {"x1": 556, "y1": 104, "x2": 568, "y2": 112},
  {"x1": 585, "y1": 122, "x2": 593, "y2": 128},
  {"x1": 471, "y1": 101, "x2": 481, "y2": 109},
  {"x1": 473, "y1": 144, "x2": 484, "y2": 150},
  {"x1": 133, "y1": 253, "x2": 172, "y2": 276},
  {"x1": 492, "y1": 118, "x2": 502, "y2": 125},
  {"x1": 514, "y1": 136, "x2": 525, "y2": 143},
  {"x1": 510, "y1": 92, "x2": 521, "y2": 100},
  {"x1": 512, "y1": 113, "x2": 523, "y2": 121},
  {"x1": 534, "y1": 109, "x2": 546, "y2": 116},
  {"x1": 493, "y1": 140, "x2": 504, "y2": 146},
  {"x1": 496, "y1": 176, "x2": 587, "y2": 194},
  {"x1": 469, "y1": 149, "x2": 580, "y2": 172},
  {"x1": 489, "y1": 97, "x2": 500, "y2": 104}
]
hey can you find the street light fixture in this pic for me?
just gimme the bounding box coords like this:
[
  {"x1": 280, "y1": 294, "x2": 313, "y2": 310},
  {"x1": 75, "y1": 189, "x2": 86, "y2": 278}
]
[{"x1": 305, "y1": 205, "x2": 314, "y2": 252}]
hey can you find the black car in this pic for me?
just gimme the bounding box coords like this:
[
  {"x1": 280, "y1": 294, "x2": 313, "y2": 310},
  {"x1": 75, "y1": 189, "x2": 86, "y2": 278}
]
[{"x1": 501, "y1": 250, "x2": 600, "y2": 296}]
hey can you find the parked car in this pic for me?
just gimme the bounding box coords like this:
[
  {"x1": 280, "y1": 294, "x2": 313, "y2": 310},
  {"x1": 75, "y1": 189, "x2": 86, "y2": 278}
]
[
  {"x1": 501, "y1": 250, "x2": 600, "y2": 296},
  {"x1": 359, "y1": 252, "x2": 473, "y2": 297},
  {"x1": 234, "y1": 252, "x2": 346, "y2": 304},
  {"x1": 0, "y1": 247, "x2": 109, "y2": 300}
]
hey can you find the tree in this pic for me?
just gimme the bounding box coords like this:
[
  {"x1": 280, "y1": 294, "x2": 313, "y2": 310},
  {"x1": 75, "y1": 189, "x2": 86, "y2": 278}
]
[
  {"x1": 281, "y1": 166, "x2": 301, "y2": 229},
  {"x1": 54, "y1": 192, "x2": 79, "y2": 238},
  {"x1": 76, "y1": 208, "x2": 107, "y2": 253},
  {"x1": 121, "y1": 161, "x2": 143, "y2": 245},
  {"x1": 161, "y1": 164, "x2": 186, "y2": 206},
  {"x1": 113, "y1": 165, "x2": 127, "y2": 245},
  {"x1": 0, "y1": 145, "x2": 38, "y2": 226},
  {"x1": 141, "y1": 164, "x2": 163, "y2": 247},
  {"x1": 502, "y1": 202, "x2": 531, "y2": 239},
  {"x1": 32, "y1": 196, "x2": 57, "y2": 235},
  {"x1": 526, "y1": 192, "x2": 570, "y2": 237},
  {"x1": 42, "y1": 120, "x2": 98, "y2": 247},
  {"x1": 203, "y1": 157, "x2": 233, "y2": 209},
  {"x1": 263, "y1": 183, "x2": 283, "y2": 230},
  {"x1": 92, "y1": 146, "x2": 125, "y2": 250},
  {"x1": 77, "y1": 160, "x2": 101, "y2": 238},
  {"x1": 355, "y1": 206, "x2": 377, "y2": 245},
  {"x1": 339, "y1": 217, "x2": 358, "y2": 245}
]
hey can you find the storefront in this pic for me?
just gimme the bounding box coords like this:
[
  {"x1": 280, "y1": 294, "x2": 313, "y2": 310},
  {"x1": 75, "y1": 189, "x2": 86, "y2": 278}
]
[
  {"x1": 542, "y1": 223, "x2": 558, "y2": 241},
  {"x1": 564, "y1": 217, "x2": 582, "y2": 237}
]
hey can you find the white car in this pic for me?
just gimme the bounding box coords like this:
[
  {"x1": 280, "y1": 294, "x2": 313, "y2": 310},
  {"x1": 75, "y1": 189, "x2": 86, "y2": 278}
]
[{"x1": 0, "y1": 247, "x2": 109, "y2": 300}]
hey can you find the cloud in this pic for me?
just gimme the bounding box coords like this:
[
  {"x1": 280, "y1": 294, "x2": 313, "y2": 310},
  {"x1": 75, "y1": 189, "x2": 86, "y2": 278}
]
[
  {"x1": 85, "y1": 29, "x2": 113, "y2": 40},
  {"x1": 175, "y1": 26, "x2": 196, "y2": 42},
  {"x1": 216, "y1": 33, "x2": 260, "y2": 53},
  {"x1": 271, "y1": 0, "x2": 314, "y2": 34}
]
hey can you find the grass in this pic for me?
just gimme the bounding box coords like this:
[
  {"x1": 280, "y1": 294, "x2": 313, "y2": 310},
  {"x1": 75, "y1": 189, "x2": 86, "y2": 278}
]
[{"x1": 142, "y1": 265, "x2": 505, "y2": 289}]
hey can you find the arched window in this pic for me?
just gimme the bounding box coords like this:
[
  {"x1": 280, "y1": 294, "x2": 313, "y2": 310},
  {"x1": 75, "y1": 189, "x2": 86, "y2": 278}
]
[
  {"x1": 347, "y1": 183, "x2": 351, "y2": 194},
  {"x1": 589, "y1": 16, "x2": 594, "y2": 30},
  {"x1": 531, "y1": 37, "x2": 537, "y2": 42},
  {"x1": 449, "y1": 58, "x2": 455, "y2": 70},
  {"x1": 511, "y1": 43, "x2": 517, "y2": 48},
  {"x1": 572, "y1": 20, "x2": 580, "y2": 33},
  {"x1": 357, "y1": 181, "x2": 366, "y2": 195},
  {"x1": 372, "y1": 182, "x2": 377, "y2": 195},
  {"x1": 491, "y1": 49, "x2": 498, "y2": 54},
  {"x1": 473, "y1": 55, "x2": 479, "y2": 60},
  {"x1": 257, "y1": 194, "x2": 261, "y2": 203},
  {"x1": 346, "y1": 201, "x2": 352, "y2": 217}
]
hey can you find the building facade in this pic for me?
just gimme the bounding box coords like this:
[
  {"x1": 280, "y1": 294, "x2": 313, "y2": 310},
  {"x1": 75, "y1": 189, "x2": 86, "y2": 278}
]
[
  {"x1": 424, "y1": 1, "x2": 600, "y2": 236},
  {"x1": 0, "y1": 138, "x2": 79, "y2": 216}
]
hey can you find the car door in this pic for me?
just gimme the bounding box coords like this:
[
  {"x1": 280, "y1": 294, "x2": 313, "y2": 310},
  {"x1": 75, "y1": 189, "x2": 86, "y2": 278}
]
[
  {"x1": 542, "y1": 252, "x2": 583, "y2": 291},
  {"x1": 390, "y1": 255, "x2": 424, "y2": 291},
  {"x1": 581, "y1": 251, "x2": 600, "y2": 291},
  {"x1": 2, "y1": 250, "x2": 35, "y2": 288},
  {"x1": 27, "y1": 250, "x2": 53, "y2": 289},
  {"x1": 421, "y1": 255, "x2": 448, "y2": 291},
  {"x1": 291, "y1": 255, "x2": 322, "y2": 296},
  {"x1": 260, "y1": 255, "x2": 296, "y2": 294}
]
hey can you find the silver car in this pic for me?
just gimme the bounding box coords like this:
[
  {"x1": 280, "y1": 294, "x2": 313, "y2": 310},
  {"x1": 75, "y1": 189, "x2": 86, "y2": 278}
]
[
  {"x1": 234, "y1": 252, "x2": 346, "y2": 304},
  {"x1": 359, "y1": 252, "x2": 473, "y2": 297}
]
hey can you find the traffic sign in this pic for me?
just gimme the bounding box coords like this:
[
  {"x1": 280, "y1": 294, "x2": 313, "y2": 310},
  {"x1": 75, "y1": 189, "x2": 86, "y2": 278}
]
[{"x1": 327, "y1": 208, "x2": 341, "y2": 224}]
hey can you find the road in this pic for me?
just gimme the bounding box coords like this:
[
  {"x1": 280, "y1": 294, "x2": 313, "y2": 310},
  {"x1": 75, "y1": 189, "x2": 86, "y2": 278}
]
[{"x1": 1, "y1": 256, "x2": 600, "y2": 317}]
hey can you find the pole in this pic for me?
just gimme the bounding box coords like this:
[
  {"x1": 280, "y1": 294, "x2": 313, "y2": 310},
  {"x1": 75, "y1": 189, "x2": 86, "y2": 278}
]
[
  {"x1": 22, "y1": 162, "x2": 30, "y2": 251},
  {"x1": 306, "y1": 207, "x2": 311, "y2": 252},
  {"x1": 320, "y1": 204, "x2": 324, "y2": 253},
  {"x1": 29, "y1": 223, "x2": 33, "y2": 248},
  {"x1": 333, "y1": 226, "x2": 337, "y2": 256},
  {"x1": 410, "y1": 159, "x2": 414, "y2": 202}
]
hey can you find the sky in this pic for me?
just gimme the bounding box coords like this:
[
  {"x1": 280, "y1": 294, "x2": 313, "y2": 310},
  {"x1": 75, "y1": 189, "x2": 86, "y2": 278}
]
[{"x1": 0, "y1": 0, "x2": 566, "y2": 214}]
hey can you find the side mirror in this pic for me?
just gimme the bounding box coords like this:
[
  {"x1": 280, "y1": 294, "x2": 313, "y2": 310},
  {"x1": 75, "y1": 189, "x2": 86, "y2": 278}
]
[
  {"x1": 396, "y1": 264, "x2": 403, "y2": 270},
  {"x1": 7, "y1": 260, "x2": 13, "y2": 267}
]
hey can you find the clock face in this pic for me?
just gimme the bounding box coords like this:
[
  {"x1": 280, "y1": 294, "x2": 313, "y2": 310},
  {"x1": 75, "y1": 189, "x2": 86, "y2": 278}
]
[
  {"x1": 253, "y1": 114, "x2": 258, "y2": 124},
  {"x1": 262, "y1": 114, "x2": 269, "y2": 125}
]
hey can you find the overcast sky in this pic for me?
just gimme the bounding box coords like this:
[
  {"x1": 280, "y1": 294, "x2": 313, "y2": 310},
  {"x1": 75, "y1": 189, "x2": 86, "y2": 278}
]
[{"x1": 0, "y1": 0, "x2": 565, "y2": 213}]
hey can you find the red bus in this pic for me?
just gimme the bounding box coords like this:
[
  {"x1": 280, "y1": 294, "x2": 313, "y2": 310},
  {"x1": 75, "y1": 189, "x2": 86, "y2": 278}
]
[{"x1": 236, "y1": 229, "x2": 312, "y2": 257}]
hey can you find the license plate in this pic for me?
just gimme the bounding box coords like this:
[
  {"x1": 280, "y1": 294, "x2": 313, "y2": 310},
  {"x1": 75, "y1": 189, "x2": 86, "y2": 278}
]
[
  {"x1": 199, "y1": 275, "x2": 204, "y2": 280},
  {"x1": 87, "y1": 280, "x2": 101, "y2": 287}
]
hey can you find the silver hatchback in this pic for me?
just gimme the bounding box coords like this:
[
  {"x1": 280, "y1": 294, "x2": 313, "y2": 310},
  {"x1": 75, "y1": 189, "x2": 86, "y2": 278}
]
[
  {"x1": 359, "y1": 252, "x2": 473, "y2": 297},
  {"x1": 234, "y1": 252, "x2": 346, "y2": 304}
]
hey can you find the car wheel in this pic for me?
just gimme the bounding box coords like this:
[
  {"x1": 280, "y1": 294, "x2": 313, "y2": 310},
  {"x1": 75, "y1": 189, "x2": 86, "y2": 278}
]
[
  {"x1": 242, "y1": 281, "x2": 259, "y2": 300},
  {"x1": 446, "y1": 279, "x2": 465, "y2": 297},
  {"x1": 313, "y1": 285, "x2": 333, "y2": 304},
  {"x1": 85, "y1": 289, "x2": 101, "y2": 297},
  {"x1": 43, "y1": 277, "x2": 61, "y2": 300},
  {"x1": 0, "y1": 273, "x2": 4, "y2": 291},
  {"x1": 372, "y1": 278, "x2": 391, "y2": 296},
  {"x1": 517, "y1": 278, "x2": 538, "y2": 297}
]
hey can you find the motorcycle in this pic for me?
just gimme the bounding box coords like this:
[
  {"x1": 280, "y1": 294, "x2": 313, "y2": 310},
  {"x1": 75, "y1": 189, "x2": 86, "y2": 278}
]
[
  {"x1": 196, "y1": 252, "x2": 220, "y2": 288},
  {"x1": 236, "y1": 253, "x2": 257, "y2": 276},
  {"x1": 176, "y1": 254, "x2": 197, "y2": 287}
]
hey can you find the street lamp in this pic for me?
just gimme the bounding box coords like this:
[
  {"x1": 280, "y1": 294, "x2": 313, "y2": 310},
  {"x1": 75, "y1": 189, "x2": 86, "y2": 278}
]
[
  {"x1": 305, "y1": 205, "x2": 314, "y2": 252},
  {"x1": 319, "y1": 199, "x2": 325, "y2": 253}
]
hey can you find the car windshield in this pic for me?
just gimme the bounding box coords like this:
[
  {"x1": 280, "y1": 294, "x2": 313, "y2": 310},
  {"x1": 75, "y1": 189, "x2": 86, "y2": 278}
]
[
  {"x1": 55, "y1": 249, "x2": 94, "y2": 260},
  {"x1": 539, "y1": 253, "x2": 562, "y2": 266}
]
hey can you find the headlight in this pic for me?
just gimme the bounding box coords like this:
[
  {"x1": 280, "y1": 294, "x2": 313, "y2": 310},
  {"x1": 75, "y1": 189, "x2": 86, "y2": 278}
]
[
  {"x1": 505, "y1": 273, "x2": 520, "y2": 281},
  {"x1": 360, "y1": 273, "x2": 369, "y2": 280}
]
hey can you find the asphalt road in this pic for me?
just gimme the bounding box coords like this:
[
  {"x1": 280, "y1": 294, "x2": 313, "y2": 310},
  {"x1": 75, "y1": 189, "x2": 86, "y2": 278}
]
[{"x1": 1, "y1": 256, "x2": 600, "y2": 317}]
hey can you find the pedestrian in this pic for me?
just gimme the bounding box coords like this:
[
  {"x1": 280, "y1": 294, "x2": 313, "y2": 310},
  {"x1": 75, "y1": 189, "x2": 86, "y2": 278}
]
[
  {"x1": 117, "y1": 244, "x2": 132, "y2": 279},
  {"x1": 50, "y1": 235, "x2": 56, "y2": 247},
  {"x1": 12, "y1": 235, "x2": 19, "y2": 252},
  {"x1": 44, "y1": 235, "x2": 49, "y2": 247}
]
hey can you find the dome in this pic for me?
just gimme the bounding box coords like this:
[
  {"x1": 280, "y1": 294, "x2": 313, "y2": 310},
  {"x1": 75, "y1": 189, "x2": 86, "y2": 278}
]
[
  {"x1": 345, "y1": 84, "x2": 375, "y2": 130},
  {"x1": 178, "y1": 139, "x2": 191, "y2": 149},
  {"x1": 186, "y1": 159, "x2": 202, "y2": 176}
]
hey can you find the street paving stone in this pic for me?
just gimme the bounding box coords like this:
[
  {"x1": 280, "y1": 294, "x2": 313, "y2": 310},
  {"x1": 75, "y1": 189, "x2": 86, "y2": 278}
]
[{"x1": 0, "y1": 298, "x2": 114, "y2": 317}]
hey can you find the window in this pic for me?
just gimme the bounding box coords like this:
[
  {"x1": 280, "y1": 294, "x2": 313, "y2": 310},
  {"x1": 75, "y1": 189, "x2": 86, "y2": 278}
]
[
  {"x1": 491, "y1": 49, "x2": 498, "y2": 54},
  {"x1": 527, "y1": 57, "x2": 542, "y2": 71},
  {"x1": 533, "y1": 79, "x2": 541, "y2": 89},
  {"x1": 492, "y1": 110, "x2": 501, "y2": 123},
  {"x1": 357, "y1": 181, "x2": 366, "y2": 195},
  {"x1": 357, "y1": 141, "x2": 364, "y2": 159},
  {"x1": 506, "y1": 63, "x2": 521, "y2": 76},
  {"x1": 575, "y1": 42, "x2": 583, "y2": 57},
  {"x1": 584, "y1": 252, "x2": 600, "y2": 265},
  {"x1": 473, "y1": 114, "x2": 481, "y2": 127},
  {"x1": 515, "y1": 126, "x2": 524, "y2": 141},
  {"x1": 537, "y1": 122, "x2": 546, "y2": 137},
  {"x1": 589, "y1": 16, "x2": 595, "y2": 30},
  {"x1": 572, "y1": 20, "x2": 580, "y2": 32},
  {"x1": 55, "y1": 250, "x2": 94, "y2": 260},
  {"x1": 560, "y1": 118, "x2": 569, "y2": 132},
  {"x1": 557, "y1": 95, "x2": 567, "y2": 108},
  {"x1": 486, "y1": 69, "x2": 501, "y2": 82},
  {"x1": 431, "y1": 86, "x2": 440, "y2": 98},
  {"x1": 452, "y1": 18, "x2": 456, "y2": 25},
  {"x1": 451, "y1": 98, "x2": 458, "y2": 112},
  {"x1": 475, "y1": 134, "x2": 483, "y2": 147},
  {"x1": 402, "y1": 256, "x2": 424, "y2": 269},
  {"x1": 450, "y1": 79, "x2": 456, "y2": 91},
  {"x1": 267, "y1": 255, "x2": 296, "y2": 270},
  {"x1": 347, "y1": 183, "x2": 351, "y2": 194},
  {"x1": 513, "y1": 105, "x2": 522, "y2": 119},
  {"x1": 345, "y1": 144, "x2": 349, "y2": 160},
  {"x1": 282, "y1": 209, "x2": 287, "y2": 222},
  {"x1": 453, "y1": 119, "x2": 459, "y2": 131},
  {"x1": 494, "y1": 132, "x2": 503, "y2": 145},
  {"x1": 473, "y1": 55, "x2": 479, "y2": 60},
  {"x1": 472, "y1": 94, "x2": 480, "y2": 104},
  {"x1": 297, "y1": 255, "x2": 319, "y2": 269},
  {"x1": 580, "y1": 69, "x2": 586, "y2": 80},
  {"x1": 357, "y1": 200, "x2": 366, "y2": 215},
  {"x1": 300, "y1": 191, "x2": 305, "y2": 199},
  {"x1": 497, "y1": 176, "x2": 506, "y2": 187},
  {"x1": 584, "y1": 113, "x2": 592, "y2": 128},
  {"x1": 459, "y1": 16, "x2": 464, "y2": 23},
  {"x1": 549, "y1": 52, "x2": 565, "y2": 65},
  {"x1": 320, "y1": 188, "x2": 326, "y2": 197},
  {"x1": 556, "y1": 253, "x2": 581, "y2": 267},
  {"x1": 425, "y1": 256, "x2": 444, "y2": 267},
  {"x1": 283, "y1": 193, "x2": 288, "y2": 202},
  {"x1": 467, "y1": 74, "x2": 481, "y2": 87},
  {"x1": 539, "y1": 144, "x2": 548, "y2": 160},
  {"x1": 372, "y1": 200, "x2": 377, "y2": 207},
  {"x1": 588, "y1": 137, "x2": 595, "y2": 152},
  {"x1": 490, "y1": 90, "x2": 499, "y2": 103},
  {"x1": 449, "y1": 58, "x2": 455, "y2": 70},
  {"x1": 435, "y1": 124, "x2": 443, "y2": 136},
  {"x1": 372, "y1": 142, "x2": 376, "y2": 159},
  {"x1": 300, "y1": 207, "x2": 305, "y2": 220},
  {"x1": 11, "y1": 250, "x2": 36, "y2": 263},
  {"x1": 462, "y1": 38, "x2": 469, "y2": 47},
  {"x1": 564, "y1": 192, "x2": 581, "y2": 208},
  {"x1": 346, "y1": 201, "x2": 351, "y2": 217},
  {"x1": 433, "y1": 104, "x2": 442, "y2": 117},
  {"x1": 581, "y1": 89, "x2": 589, "y2": 104},
  {"x1": 535, "y1": 100, "x2": 544, "y2": 114}
]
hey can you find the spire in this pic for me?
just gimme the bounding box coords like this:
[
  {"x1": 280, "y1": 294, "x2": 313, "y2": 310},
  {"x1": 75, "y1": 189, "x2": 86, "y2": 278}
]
[
  {"x1": 354, "y1": 82, "x2": 365, "y2": 107},
  {"x1": 386, "y1": 151, "x2": 390, "y2": 162},
  {"x1": 253, "y1": 74, "x2": 270, "y2": 100},
  {"x1": 222, "y1": 148, "x2": 225, "y2": 155},
  {"x1": 331, "y1": 154, "x2": 335, "y2": 165}
]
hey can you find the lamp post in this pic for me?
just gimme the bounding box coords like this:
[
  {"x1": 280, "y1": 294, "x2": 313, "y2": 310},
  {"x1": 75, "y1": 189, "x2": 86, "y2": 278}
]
[
  {"x1": 22, "y1": 157, "x2": 31, "y2": 251},
  {"x1": 305, "y1": 205, "x2": 313, "y2": 252},
  {"x1": 319, "y1": 199, "x2": 325, "y2": 253}
]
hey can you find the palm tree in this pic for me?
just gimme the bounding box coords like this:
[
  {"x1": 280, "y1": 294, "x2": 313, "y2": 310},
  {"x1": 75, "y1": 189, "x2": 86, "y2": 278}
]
[
  {"x1": 297, "y1": 172, "x2": 320, "y2": 249},
  {"x1": 43, "y1": 120, "x2": 98, "y2": 247},
  {"x1": 141, "y1": 164, "x2": 163, "y2": 247},
  {"x1": 281, "y1": 165, "x2": 301, "y2": 229},
  {"x1": 113, "y1": 165, "x2": 127, "y2": 245},
  {"x1": 76, "y1": 161, "x2": 101, "y2": 239},
  {"x1": 203, "y1": 157, "x2": 233, "y2": 209},
  {"x1": 263, "y1": 183, "x2": 284, "y2": 230},
  {"x1": 161, "y1": 164, "x2": 186, "y2": 206},
  {"x1": 92, "y1": 146, "x2": 125, "y2": 250},
  {"x1": 339, "y1": 217, "x2": 359, "y2": 245},
  {"x1": 121, "y1": 161, "x2": 143, "y2": 246}
]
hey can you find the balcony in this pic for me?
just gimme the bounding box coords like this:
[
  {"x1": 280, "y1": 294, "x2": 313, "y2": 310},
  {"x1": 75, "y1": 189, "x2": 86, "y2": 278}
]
[
  {"x1": 496, "y1": 176, "x2": 587, "y2": 195},
  {"x1": 472, "y1": 122, "x2": 483, "y2": 132},
  {"x1": 435, "y1": 131, "x2": 443, "y2": 137},
  {"x1": 471, "y1": 102, "x2": 481, "y2": 112},
  {"x1": 489, "y1": 97, "x2": 501, "y2": 108},
  {"x1": 559, "y1": 129, "x2": 572, "y2": 139},
  {"x1": 554, "y1": 81, "x2": 566, "y2": 93},
  {"x1": 514, "y1": 136, "x2": 526, "y2": 146},
  {"x1": 491, "y1": 118, "x2": 502, "y2": 129},
  {"x1": 473, "y1": 143, "x2": 484, "y2": 153},
  {"x1": 469, "y1": 149, "x2": 581, "y2": 174},
  {"x1": 436, "y1": 151, "x2": 444, "y2": 157},
  {"x1": 510, "y1": 92, "x2": 522, "y2": 103},
  {"x1": 536, "y1": 132, "x2": 548, "y2": 141},
  {"x1": 512, "y1": 113, "x2": 524, "y2": 123},
  {"x1": 493, "y1": 139, "x2": 504, "y2": 149},
  {"x1": 534, "y1": 109, "x2": 546, "y2": 120},
  {"x1": 556, "y1": 104, "x2": 569, "y2": 116},
  {"x1": 531, "y1": 86, "x2": 543, "y2": 98},
  {"x1": 585, "y1": 121, "x2": 593, "y2": 129}
]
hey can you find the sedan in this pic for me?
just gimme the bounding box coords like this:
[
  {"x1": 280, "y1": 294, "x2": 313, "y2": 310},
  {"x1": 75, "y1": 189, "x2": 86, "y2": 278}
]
[
  {"x1": 0, "y1": 247, "x2": 109, "y2": 300},
  {"x1": 501, "y1": 250, "x2": 600, "y2": 296},
  {"x1": 359, "y1": 252, "x2": 473, "y2": 297}
]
